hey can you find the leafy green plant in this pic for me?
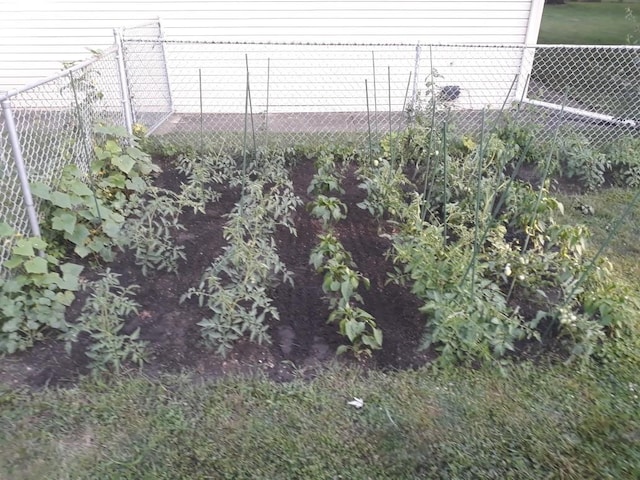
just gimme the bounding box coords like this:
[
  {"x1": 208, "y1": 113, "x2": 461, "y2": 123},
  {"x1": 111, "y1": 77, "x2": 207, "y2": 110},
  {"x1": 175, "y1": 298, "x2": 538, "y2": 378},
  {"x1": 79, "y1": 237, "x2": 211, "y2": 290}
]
[
  {"x1": 175, "y1": 151, "x2": 235, "y2": 213},
  {"x1": 557, "y1": 132, "x2": 608, "y2": 191},
  {"x1": 357, "y1": 158, "x2": 411, "y2": 220},
  {"x1": 183, "y1": 237, "x2": 290, "y2": 356},
  {"x1": 308, "y1": 195, "x2": 347, "y2": 227},
  {"x1": 31, "y1": 165, "x2": 125, "y2": 261},
  {"x1": 31, "y1": 125, "x2": 162, "y2": 263},
  {"x1": 606, "y1": 135, "x2": 640, "y2": 188},
  {"x1": 309, "y1": 232, "x2": 353, "y2": 270},
  {"x1": 309, "y1": 232, "x2": 382, "y2": 356},
  {"x1": 92, "y1": 124, "x2": 160, "y2": 212},
  {"x1": 118, "y1": 186, "x2": 186, "y2": 276},
  {"x1": 182, "y1": 153, "x2": 300, "y2": 356},
  {"x1": 62, "y1": 269, "x2": 146, "y2": 373},
  {"x1": 0, "y1": 222, "x2": 83, "y2": 354}
]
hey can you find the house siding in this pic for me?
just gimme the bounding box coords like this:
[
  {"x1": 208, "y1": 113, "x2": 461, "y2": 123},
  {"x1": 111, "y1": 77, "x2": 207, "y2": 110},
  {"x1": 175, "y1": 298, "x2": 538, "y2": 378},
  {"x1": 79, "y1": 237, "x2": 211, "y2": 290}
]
[{"x1": 1, "y1": 0, "x2": 540, "y2": 91}]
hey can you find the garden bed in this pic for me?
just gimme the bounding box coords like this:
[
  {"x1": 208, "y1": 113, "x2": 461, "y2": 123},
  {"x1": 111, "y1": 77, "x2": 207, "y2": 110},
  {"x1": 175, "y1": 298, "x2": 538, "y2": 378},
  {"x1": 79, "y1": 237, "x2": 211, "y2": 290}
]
[{"x1": 1, "y1": 121, "x2": 638, "y2": 388}]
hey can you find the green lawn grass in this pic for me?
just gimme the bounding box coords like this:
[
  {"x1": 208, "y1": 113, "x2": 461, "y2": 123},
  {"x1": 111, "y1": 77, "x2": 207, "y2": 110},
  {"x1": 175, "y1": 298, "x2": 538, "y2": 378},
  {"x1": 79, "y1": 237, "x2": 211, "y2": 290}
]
[
  {"x1": 1, "y1": 359, "x2": 639, "y2": 479},
  {"x1": 539, "y1": 1, "x2": 639, "y2": 45}
]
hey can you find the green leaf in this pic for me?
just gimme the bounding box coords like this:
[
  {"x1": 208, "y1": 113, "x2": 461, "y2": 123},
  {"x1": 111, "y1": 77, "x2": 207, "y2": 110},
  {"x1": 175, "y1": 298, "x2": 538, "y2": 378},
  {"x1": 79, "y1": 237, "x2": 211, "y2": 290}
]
[
  {"x1": 70, "y1": 181, "x2": 93, "y2": 197},
  {"x1": 74, "y1": 244, "x2": 92, "y2": 258},
  {"x1": 344, "y1": 319, "x2": 365, "y2": 342},
  {"x1": 2, "y1": 318, "x2": 21, "y2": 333},
  {"x1": 103, "y1": 173, "x2": 126, "y2": 189},
  {"x1": 67, "y1": 224, "x2": 90, "y2": 246},
  {"x1": 12, "y1": 239, "x2": 35, "y2": 257},
  {"x1": 30, "y1": 238, "x2": 48, "y2": 250},
  {"x1": 52, "y1": 212, "x2": 77, "y2": 234},
  {"x1": 0, "y1": 221, "x2": 15, "y2": 237},
  {"x1": 3, "y1": 256, "x2": 23, "y2": 269},
  {"x1": 30, "y1": 182, "x2": 51, "y2": 200},
  {"x1": 112, "y1": 155, "x2": 136, "y2": 174},
  {"x1": 373, "y1": 327, "x2": 383, "y2": 346},
  {"x1": 126, "y1": 176, "x2": 148, "y2": 192},
  {"x1": 50, "y1": 191, "x2": 74, "y2": 209},
  {"x1": 336, "y1": 344, "x2": 350, "y2": 355},
  {"x1": 24, "y1": 257, "x2": 48, "y2": 274},
  {"x1": 102, "y1": 219, "x2": 122, "y2": 238},
  {"x1": 94, "y1": 124, "x2": 129, "y2": 137},
  {"x1": 59, "y1": 263, "x2": 84, "y2": 290}
]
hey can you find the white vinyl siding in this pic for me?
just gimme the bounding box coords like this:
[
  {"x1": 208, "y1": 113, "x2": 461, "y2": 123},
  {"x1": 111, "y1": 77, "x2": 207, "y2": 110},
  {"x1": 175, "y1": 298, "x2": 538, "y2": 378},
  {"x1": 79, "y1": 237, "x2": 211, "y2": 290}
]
[{"x1": 0, "y1": 0, "x2": 540, "y2": 91}]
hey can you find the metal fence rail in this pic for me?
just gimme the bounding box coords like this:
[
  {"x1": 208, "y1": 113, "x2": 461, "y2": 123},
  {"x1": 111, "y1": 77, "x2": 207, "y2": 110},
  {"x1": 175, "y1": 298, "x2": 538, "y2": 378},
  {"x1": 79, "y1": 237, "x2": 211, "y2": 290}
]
[{"x1": 1, "y1": 28, "x2": 639, "y2": 269}]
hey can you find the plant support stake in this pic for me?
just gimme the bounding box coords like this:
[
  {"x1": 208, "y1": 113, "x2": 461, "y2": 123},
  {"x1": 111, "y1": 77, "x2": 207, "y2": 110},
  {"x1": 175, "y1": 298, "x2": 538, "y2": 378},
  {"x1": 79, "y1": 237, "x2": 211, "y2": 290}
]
[{"x1": 1, "y1": 98, "x2": 41, "y2": 238}]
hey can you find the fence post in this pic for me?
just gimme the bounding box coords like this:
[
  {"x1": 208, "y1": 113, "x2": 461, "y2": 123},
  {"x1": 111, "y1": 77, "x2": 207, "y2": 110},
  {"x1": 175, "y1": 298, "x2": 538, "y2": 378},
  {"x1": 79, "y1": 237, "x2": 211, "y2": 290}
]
[
  {"x1": 0, "y1": 98, "x2": 41, "y2": 238},
  {"x1": 114, "y1": 28, "x2": 134, "y2": 135},
  {"x1": 157, "y1": 19, "x2": 175, "y2": 115},
  {"x1": 411, "y1": 42, "x2": 422, "y2": 113},
  {"x1": 516, "y1": 45, "x2": 535, "y2": 105}
]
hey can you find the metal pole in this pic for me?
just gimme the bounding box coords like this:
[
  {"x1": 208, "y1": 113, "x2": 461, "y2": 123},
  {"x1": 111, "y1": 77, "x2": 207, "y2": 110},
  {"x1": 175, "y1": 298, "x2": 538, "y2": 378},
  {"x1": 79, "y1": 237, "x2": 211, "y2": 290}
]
[
  {"x1": 157, "y1": 19, "x2": 175, "y2": 114},
  {"x1": 1, "y1": 98, "x2": 41, "y2": 238},
  {"x1": 411, "y1": 43, "x2": 421, "y2": 115},
  {"x1": 114, "y1": 28, "x2": 134, "y2": 135}
]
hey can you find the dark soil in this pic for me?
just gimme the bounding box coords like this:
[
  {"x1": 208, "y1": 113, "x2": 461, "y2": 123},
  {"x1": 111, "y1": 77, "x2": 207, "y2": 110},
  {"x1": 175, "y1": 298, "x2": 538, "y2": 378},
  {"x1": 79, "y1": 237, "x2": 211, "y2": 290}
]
[{"x1": 0, "y1": 157, "x2": 433, "y2": 389}]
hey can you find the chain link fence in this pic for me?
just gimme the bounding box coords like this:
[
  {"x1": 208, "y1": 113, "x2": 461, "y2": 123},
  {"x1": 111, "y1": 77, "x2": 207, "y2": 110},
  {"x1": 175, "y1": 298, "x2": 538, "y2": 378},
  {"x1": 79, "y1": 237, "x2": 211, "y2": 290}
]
[
  {"x1": 2, "y1": 26, "x2": 639, "y2": 268},
  {"x1": 122, "y1": 39, "x2": 640, "y2": 150},
  {"x1": 0, "y1": 46, "x2": 126, "y2": 266}
]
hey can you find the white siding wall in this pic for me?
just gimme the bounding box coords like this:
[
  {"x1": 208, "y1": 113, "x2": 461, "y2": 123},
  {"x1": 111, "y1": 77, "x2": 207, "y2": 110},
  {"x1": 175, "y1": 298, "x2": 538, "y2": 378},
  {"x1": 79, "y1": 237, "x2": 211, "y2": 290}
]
[
  {"x1": 1, "y1": 1, "x2": 541, "y2": 89},
  {"x1": 0, "y1": 1, "x2": 544, "y2": 118}
]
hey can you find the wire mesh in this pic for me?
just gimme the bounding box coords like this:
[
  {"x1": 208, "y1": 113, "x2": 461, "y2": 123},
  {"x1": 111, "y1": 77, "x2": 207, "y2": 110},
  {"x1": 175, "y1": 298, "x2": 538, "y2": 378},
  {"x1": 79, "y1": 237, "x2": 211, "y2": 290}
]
[
  {"x1": 0, "y1": 47, "x2": 125, "y2": 266},
  {"x1": 122, "y1": 22, "x2": 173, "y2": 133},
  {"x1": 121, "y1": 40, "x2": 420, "y2": 149},
  {"x1": 119, "y1": 39, "x2": 639, "y2": 151},
  {"x1": 526, "y1": 45, "x2": 640, "y2": 146}
]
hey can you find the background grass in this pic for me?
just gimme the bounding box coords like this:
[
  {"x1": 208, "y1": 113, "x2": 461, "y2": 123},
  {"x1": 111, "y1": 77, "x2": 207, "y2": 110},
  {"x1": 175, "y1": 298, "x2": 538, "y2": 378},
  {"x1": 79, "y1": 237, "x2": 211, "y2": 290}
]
[{"x1": 539, "y1": 1, "x2": 640, "y2": 45}]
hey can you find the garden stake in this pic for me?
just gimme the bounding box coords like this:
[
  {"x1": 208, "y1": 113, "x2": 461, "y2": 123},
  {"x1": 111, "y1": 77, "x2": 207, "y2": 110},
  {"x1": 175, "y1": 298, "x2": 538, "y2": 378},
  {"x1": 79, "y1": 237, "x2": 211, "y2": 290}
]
[
  {"x1": 265, "y1": 58, "x2": 270, "y2": 152},
  {"x1": 199, "y1": 68, "x2": 204, "y2": 152},
  {"x1": 418, "y1": 44, "x2": 438, "y2": 190},
  {"x1": 239, "y1": 56, "x2": 251, "y2": 218},
  {"x1": 388, "y1": 66, "x2": 395, "y2": 167},
  {"x1": 365, "y1": 79, "x2": 373, "y2": 164},
  {"x1": 441, "y1": 121, "x2": 448, "y2": 247},
  {"x1": 372, "y1": 51, "x2": 378, "y2": 134}
]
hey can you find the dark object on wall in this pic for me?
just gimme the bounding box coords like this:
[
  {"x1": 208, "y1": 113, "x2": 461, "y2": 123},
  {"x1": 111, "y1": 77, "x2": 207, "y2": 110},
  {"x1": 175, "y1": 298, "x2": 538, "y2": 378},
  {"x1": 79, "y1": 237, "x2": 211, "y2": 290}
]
[{"x1": 440, "y1": 85, "x2": 461, "y2": 102}]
